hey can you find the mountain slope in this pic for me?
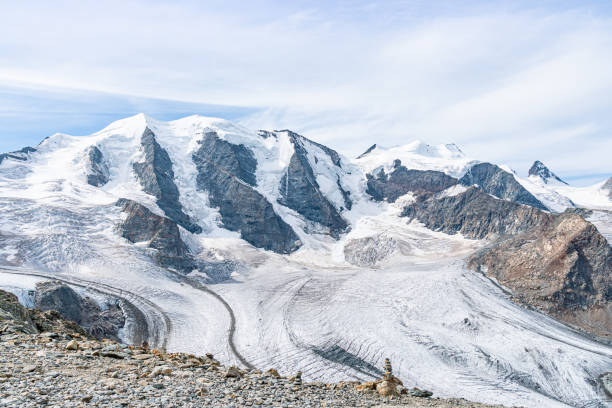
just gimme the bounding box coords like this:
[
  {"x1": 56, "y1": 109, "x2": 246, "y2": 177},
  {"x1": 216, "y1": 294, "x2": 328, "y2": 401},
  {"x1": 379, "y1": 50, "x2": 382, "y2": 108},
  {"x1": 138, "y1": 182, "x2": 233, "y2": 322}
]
[{"x1": 0, "y1": 114, "x2": 610, "y2": 408}]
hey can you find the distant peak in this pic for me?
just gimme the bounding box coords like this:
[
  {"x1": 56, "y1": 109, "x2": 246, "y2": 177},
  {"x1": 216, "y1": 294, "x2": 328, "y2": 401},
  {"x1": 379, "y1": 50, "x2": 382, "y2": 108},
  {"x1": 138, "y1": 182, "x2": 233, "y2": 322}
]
[
  {"x1": 356, "y1": 144, "x2": 377, "y2": 159},
  {"x1": 528, "y1": 160, "x2": 568, "y2": 185}
]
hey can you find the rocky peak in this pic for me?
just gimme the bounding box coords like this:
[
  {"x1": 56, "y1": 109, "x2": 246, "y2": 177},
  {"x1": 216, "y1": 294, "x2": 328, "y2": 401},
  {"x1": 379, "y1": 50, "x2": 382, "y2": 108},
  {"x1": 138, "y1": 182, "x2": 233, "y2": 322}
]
[
  {"x1": 356, "y1": 144, "x2": 377, "y2": 159},
  {"x1": 366, "y1": 166, "x2": 458, "y2": 203},
  {"x1": 460, "y1": 162, "x2": 549, "y2": 210},
  {"x1": 528, "y1": 160, "x2": 568, "y2": 185}
]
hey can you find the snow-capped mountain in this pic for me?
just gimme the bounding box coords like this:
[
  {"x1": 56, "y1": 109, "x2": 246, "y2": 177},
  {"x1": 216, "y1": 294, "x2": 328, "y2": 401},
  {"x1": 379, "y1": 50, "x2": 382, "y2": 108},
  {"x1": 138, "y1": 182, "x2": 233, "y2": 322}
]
[
  {"x1": 0, "y1": 114, "x2": 611, "y2": 408},
  {"x1": 528, "y1": 160, "x2": 568, "y2": 185}
]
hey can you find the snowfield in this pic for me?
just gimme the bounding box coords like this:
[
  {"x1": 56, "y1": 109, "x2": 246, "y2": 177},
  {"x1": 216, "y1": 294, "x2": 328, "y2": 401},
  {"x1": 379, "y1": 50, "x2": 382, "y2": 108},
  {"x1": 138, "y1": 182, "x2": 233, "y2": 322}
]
[{"x1": 0, "y1": 114, "x2": 610, "y2": 408}]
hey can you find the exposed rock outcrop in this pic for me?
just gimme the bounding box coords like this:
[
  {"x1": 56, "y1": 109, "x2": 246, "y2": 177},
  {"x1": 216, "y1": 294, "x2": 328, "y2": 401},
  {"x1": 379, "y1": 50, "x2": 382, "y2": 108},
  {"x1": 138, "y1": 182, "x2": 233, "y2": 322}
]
[
  {"x1": 133, "y1": 128, "x2": 201, "y2": 233},
  {"x1": 356, "y1": 144, "x2": 377, "y2": 159},
  {"x1": 0, "y1": 289, "x2": 88, "y2": 336},
  {"x1": 115, "y1": 198, "x2": 194, "y2": 271},
  {"x1": 528, "y1": 160, "x2": 568, "y2": 185},
  {"x1": 85, "y1": 146, "x2": 109, "y2": 187},
  {"x1": 468, "y1": 212, "x2": 612, "y2": 338},
  {"x1": 366, "y1": 164, "x2": 458, "y2": 203},
  {"x1": 344, "y1": 234, "x2": 402, "y2": 267},
  {"x1": 460, "y1": 162, "x2": 548, "y2": 210},
  {"x1": 402, "y1": 187, "x2": 550, "y2": 239},
  {"x1": 34, "y1": 281, "x2": 125, "y2": 340},
  {"x1": 278, "y1": 131, "x2": 349, "y2": 237},
  {"x1": 0, "y1": 146, "x2": 37, "y2": 165},
  {"x1": 192, "y1": 131, "x2": 301, "y2": 254}
]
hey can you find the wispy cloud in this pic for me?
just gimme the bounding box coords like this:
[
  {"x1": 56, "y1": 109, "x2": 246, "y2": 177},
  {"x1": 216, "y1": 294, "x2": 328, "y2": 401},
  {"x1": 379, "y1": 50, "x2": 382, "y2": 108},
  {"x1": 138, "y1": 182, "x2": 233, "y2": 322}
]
[{"x1": 0, "y1": 1, "x2": 611, "y2": 184}]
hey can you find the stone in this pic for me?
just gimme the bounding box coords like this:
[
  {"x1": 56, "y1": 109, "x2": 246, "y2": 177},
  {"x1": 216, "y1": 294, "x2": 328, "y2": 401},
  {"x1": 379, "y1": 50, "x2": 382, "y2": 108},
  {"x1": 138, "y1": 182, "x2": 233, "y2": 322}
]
[
  {"x1": 265, "y1": 368, "x2": 280, "y2": 378},
  {"x1": 224, "y1": 366, "x2": 242, "y2": 378},
  {"x1": 65, "y1": 340, "x2": 79, "y2": 350},
  {"x1": 409, "y1": 387, "x2": 433, "y2": 398},
  {"x1": 150, "y1": 366, "x2": 173, "y2": 377},
  {"x1": 376, "y1": 380, "x2": 399, "y2": 397}
]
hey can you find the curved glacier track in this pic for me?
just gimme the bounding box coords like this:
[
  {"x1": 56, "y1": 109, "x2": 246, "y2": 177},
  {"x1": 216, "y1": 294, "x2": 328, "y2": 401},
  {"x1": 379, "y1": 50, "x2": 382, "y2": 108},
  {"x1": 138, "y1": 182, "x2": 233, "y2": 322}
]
[
  {"x1": 162, "y1": 269, "x2": 254, "y2": 369},
  {"x1": 0, "y1": 267, "x2": 170, "y2": 350}
]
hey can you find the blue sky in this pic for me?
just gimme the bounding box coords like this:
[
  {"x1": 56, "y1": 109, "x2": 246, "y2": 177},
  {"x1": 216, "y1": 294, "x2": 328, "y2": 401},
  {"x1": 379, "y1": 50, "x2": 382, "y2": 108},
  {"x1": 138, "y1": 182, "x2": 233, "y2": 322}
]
[{"x1": 1, "y1": 0, "x2": 611, "y2": 185}]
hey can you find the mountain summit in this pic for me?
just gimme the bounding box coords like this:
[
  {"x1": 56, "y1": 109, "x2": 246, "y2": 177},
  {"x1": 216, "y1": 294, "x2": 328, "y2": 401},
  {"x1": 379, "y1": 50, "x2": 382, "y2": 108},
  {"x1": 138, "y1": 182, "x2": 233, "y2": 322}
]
[{"x1": 528, "y1": 160, "x2": 568, "y2": 185}]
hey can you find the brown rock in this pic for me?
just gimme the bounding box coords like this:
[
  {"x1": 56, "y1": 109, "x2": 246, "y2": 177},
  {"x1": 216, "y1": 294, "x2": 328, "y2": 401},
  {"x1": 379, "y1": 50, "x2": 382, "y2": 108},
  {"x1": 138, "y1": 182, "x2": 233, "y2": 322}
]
[{"x1": 376, "y1": 380, "x2": 399, "y2": 397}]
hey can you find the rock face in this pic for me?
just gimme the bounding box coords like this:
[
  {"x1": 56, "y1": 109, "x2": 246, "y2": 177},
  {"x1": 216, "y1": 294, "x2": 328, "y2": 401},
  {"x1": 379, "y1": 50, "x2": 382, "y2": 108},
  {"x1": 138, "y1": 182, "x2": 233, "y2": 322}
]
[
  {"x1": 0, "y1": 146, "x2": 36, "y2": 165},
  {"x1": 366, "y1": 163, "x2": 458, "y2": 203},
  {"x1": 0, "y1": 289, "x2": 88, "y2": 336},
  {"x1": 402, "y1": 187, "x2": 550, "y2": 239},
  {"x1": 468, "y1": 212, "x2": 612, "y2": 338},
  {"x1": 356, "y1": 144, "x2": 377, "y2": 159},
  {"x1": 459, "y1": 162, "x2": 548, "y2": 210},
  {"x1": 528, "y1": 160, "x2": 568, "y2": 185},
  {"x1": 115, "y1": 198, "x2": 194, "y2": 271},
  {"x1": 34, "y1": 281, "x2": 125, "y2": 340},
  {"x1": 85, "y1": 146, "x2": 109, "y2": 187},
  {"x1": 192, "y1": 131, "x2": 301, "y2": 254},
  {"x1": 278, "y1": 131, "x2": 350, "y2": 237},
  {"x1": 133, "y1": 128, "x2": 201, "y2": 234}
]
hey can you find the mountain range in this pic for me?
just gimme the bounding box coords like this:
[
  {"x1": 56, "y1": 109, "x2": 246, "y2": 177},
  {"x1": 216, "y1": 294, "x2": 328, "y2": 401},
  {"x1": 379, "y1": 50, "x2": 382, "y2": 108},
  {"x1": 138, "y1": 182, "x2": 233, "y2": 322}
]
[{"x1": 0, "y1": 114, "x2": 610, "y2": 407}]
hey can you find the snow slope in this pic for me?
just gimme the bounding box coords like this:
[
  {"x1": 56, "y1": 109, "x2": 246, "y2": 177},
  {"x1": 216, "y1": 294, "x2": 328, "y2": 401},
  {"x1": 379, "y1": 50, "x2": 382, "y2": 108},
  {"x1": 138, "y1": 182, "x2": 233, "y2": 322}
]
[{"x1": 0, "y1": 114, "x2": 610, "y2": 408}]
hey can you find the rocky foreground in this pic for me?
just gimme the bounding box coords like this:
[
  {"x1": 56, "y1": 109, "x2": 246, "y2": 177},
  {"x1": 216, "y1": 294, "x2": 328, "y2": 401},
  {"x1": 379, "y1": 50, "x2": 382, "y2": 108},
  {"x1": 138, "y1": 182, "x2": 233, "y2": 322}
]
[{"x1": 0, "y1": 290, "x2": 513, "y2": 408}]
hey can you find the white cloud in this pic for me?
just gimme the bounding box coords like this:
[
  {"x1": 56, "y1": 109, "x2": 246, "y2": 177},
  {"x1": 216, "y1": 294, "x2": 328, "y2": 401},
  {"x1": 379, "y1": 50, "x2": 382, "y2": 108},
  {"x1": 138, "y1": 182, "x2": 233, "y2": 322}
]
[{"x1": 0, "y1": 1, "x2": 611, "y2": 182}]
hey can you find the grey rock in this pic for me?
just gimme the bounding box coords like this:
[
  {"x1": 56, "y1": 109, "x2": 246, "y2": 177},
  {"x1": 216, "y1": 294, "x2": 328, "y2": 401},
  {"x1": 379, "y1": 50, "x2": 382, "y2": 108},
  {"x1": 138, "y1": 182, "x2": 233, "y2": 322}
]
[
  {"x1": 528, "y1": 160, "x2": 568, "y2": 185},
  {"x1": 402, "y1": 187, "x2": 549, "y2": 239},
  {"x1": 133, "y1": 127, "x2": 201, "y2": 233},
  {"x1": 469, "y1": 212, "x2": 612, "y2": 338},
  {"x1": 0, "y1": 146, "x2": 36, "y2": 165},
  {"x1": 460, "y1": 162, "x2": 548, "y2": 210},
  {"x1": 34, "y1": 281, "x2": 125, "y2": 341},
  {"x1": 356, "y1": 144, "x2": 377, "y2": 159},
  {"x1": 366, "y1": 165, "x2": 457, "y2": 203},
  {"x1": 85, "y1": 146, "x2": 109, "y2": 187},
  {"x1": 115, "y1": 198, "x2": 195, "y2": 271},
  {"x1": 277, "y1": 131, "x2": 350, "y2": 237},
  {"x1": 192, "y1": 131, "x2": 301, "y2": 254}
]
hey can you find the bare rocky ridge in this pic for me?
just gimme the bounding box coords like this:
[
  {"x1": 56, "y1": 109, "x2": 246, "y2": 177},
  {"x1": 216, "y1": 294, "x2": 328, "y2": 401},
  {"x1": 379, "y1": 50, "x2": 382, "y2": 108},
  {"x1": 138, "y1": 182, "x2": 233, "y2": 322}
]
[
  {"x1": 366, "y1": 163, "x2": 458, "y2": 203},
  {"x1": 401, "y1": 187, "x2": 550, "y2": 240},
  {"x1": 0, "y1": 146, "x2": 37, "y2": 166},
  {"x1": 278, "y1": 130, "x2": 351, "y2": 237},
  {"x1": 468, "y1": 212, "x2": 612, "y2": 338},
  {"x1": 115, "y1": 198, "x2": 195, "y2": 272},
  {"x1": 459, "y1": 162, "x2": 548, "y2": 210},
  {"x1": 528, "y1": 160, "x2": 568, "y2": 185},
  {"x1": 85, "y1": 146, "x2": 109, "y2": 187},
  {"x1": 192, "y1": 131, "x2": 302, "y2": 254},
  {"x1": 133, "y1": 127, "x2": 202, "y2": 234}
]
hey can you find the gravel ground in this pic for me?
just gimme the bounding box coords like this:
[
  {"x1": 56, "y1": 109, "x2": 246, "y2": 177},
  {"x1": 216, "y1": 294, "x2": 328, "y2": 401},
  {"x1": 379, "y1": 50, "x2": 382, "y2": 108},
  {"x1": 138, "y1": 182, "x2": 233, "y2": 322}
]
[{"x1": 0, "y1": 332, "x2": 516, "y2": 408}]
